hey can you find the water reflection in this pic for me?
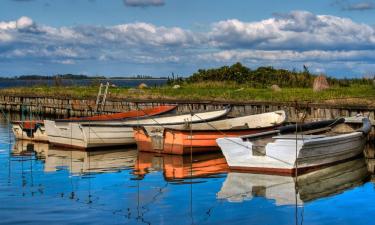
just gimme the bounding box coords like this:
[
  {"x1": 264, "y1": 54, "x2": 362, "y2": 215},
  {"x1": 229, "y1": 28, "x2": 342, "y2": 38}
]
[
  {"x1": 365, "y1": 144, "x2": 375, "y2": 183},
  {"x1": 135, "y1": 151, "x2": 228, "y2": 181},
  {"x1": 13, "y1": 140, "x2": 48, "y2": 159},
  {"x1": 13, "y1": 140, "x2": 137, "y2": 174},
  {"x1": 218, "y1": 158, "x2": 370, "y2": 205},
  {"x1": 4, "y1": 135, "x2": 375, "y2": 224}
]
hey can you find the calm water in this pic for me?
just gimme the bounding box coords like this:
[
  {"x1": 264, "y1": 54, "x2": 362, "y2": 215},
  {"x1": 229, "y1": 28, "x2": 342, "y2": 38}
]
[
  {"x1": 0, "y1": 117, "x2": 375, "y2": 225},
  {"x1": 0, "y1": 79, "x2": 167, "y2": 88}
]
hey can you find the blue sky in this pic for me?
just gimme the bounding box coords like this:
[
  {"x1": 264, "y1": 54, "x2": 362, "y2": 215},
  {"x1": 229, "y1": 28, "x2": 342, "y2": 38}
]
[{"x1": 1, "y1": 0, "x2": 375, "y2": 77}]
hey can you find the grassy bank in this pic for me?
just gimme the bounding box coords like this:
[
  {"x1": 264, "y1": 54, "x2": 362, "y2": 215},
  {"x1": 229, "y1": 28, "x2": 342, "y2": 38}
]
[{"x1": 1, "y1": 82, "x2": 375, "y2": 106}]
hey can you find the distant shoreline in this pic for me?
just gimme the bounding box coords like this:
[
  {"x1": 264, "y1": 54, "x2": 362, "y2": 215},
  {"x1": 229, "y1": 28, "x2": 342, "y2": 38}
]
[
  {"x1": 0, "y1": 78, "x2": 168, "y2": 80},
  {"x1": 1, "y1": 83, "x2": 374, "y2": 108}
]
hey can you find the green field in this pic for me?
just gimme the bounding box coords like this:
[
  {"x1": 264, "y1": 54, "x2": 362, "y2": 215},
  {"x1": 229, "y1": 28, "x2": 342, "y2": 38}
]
[{"x1": 1, "y1": 82, "x2": 375, "y2": 106}]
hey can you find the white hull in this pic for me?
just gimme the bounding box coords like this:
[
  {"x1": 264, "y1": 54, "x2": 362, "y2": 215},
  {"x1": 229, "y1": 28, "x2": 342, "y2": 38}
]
[
  {"x1": 217, "y1": 117, "x2": 370, "y2": 174},
  {"x1": 12, "y1": 124, "x2": 49, "y2": 142},
  {"x1": 45, "y1": 108, "x2": 230, "y2": 149},
  {"x1": 45, "y1": 121, "x2": 135, "y2": 148},
  {"x1": 218, "y1": 133, "x2": 366, "y2": 173}
]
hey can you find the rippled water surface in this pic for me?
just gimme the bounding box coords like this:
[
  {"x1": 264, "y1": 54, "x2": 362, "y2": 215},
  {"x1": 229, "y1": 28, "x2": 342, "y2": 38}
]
[{"x1": 0, "y1": 116, "x2": 374, "y2": 225}]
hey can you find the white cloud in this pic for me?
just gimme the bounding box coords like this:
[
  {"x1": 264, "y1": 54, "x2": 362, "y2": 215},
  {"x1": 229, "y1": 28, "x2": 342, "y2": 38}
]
[
  {"x1": 2, "y1": 12, "x2": 375, "y2": 76},
  {"x1": 123, "y1": 0, "x2": 164, "y2": 7},
  {"x1": 16, "y1": 16, "x2": 34, "y2": 29},
  {"x1": 52, "y1": 59, "x2": 76, "y2": 65},
  {"x1": 209, "y1": 11, "x2": 375, "y2": 51},
  {"x1": 333, "y1": 0, "x2": 375, "y2": 11},
  {"x1": 346, "y1": 2, "x2": 375, "y2": 10},
  {"x1": 110, "y1": 23, "x2": 197, "y2": 46},
  {"x1": 197, "y1": 49, "x2": 375, "y2": 63},
  {"x1": 0, "y1": 21, "x2": 17, "y2": 30}
]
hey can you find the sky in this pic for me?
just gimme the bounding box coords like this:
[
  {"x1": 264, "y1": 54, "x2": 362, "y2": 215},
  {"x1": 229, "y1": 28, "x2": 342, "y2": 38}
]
[{"x1": 1, "y1": 0, "x2": 375, "y2": 77}]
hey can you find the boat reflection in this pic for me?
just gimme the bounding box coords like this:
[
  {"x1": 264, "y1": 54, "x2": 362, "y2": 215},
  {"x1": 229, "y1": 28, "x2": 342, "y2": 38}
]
[
  {"x1": 217, "y1": 158, "x2": 369, "y2": 206},
  {"x1": 135, "y1": 151, "x2": 229, "y2": 180},
  {"x1": 13, "y1": 140, "x2": 49, "y2": 159},
  {"x1": 366, "y1": 158, "x2": 375, "y2": 182},
  {"x1": 13, "y1": 140, "x2": 138, "y2": 174},
  {"x1": 365, "y1": 144, "x2": 375, "y2": 182}
]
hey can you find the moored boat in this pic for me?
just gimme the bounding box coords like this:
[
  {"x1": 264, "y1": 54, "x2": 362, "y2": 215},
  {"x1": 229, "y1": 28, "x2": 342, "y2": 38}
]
[
  {"x1": 134, "y1": 110, "x2": 286, "y2": 155},
  {"x1": 217, "y1": 116, "x2": 371, "y2": 175},
  {"x1": 45, "y1": 108, "x2": 230, "y2": 149},
  {"x1": 12, "y1": 105, "x2": 176, "y2": 142}
]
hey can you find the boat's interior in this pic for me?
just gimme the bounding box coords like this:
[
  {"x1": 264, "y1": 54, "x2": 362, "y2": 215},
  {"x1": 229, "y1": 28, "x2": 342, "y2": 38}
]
[{"x1": 240, "y1": 118, "x2": 368, "y2": 156}]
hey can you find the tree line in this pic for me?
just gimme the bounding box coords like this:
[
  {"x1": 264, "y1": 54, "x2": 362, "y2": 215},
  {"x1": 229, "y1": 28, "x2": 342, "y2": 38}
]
[{"x1": 175, "y1": 62, "x2": 373, "y2": 88}]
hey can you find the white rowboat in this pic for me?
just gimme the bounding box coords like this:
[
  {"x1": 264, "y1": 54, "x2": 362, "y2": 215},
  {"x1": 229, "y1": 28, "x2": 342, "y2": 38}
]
[{"x1": 217, "y1": 117, "x2": 371, "y2": 175}]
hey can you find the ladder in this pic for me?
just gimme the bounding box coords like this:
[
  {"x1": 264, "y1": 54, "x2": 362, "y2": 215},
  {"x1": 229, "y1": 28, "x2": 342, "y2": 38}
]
[{"x1": 95, "y1": 82, "x2": 109, "y2": 114}]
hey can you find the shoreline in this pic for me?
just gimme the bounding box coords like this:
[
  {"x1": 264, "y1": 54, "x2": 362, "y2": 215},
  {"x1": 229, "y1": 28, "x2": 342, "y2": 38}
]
[{"x1": 0, "y1": 84, "x2": 374, "y2": 108}]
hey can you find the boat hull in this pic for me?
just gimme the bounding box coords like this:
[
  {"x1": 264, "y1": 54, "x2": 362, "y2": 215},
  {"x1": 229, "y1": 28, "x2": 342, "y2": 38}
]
[
  {"x1": 45, "y1": 108, "x2": 231, "y2": 149},
  {"x1": 12, "y1": 105, "x2": 176, "y2": 143},
  {"x1": 134, "y1": 110, "x2": 286, "y2": 155},
  {"x1": 45, "y1": 120, "x2": 135, "y2": 149},
  {"x1": 134, "y1": 128, "x2": 274, "y2": 155},
  {"x1": 217, "y1": 132, "x2": 367, "y2": 176}
]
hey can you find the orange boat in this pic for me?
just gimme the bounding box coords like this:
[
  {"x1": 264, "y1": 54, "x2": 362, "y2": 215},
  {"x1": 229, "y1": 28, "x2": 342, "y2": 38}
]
[
  {"x1": 134, "y1": 110, "x2": 286, "y2": 155},
  {"x1": 134, "y1": 151, "x2": 229, "y2": 180},
  {"x1": 12, "y1": 105, "x2": 176, "y2": 142}
]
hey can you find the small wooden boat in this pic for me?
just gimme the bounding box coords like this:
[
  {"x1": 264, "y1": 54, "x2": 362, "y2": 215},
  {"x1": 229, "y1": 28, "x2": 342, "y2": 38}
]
[
  {"x1": 44, "y1": 108, "x2": 230, "y2": 149},
  {"x1": 217, "y1": 158, "x2": 369, "y2": 205},
  {"x1": 134, "y1": 152, "x2": 228, "y2": 180},
  {"x1": 217, "y1": 116, "x2": 372, "y2": 175},
  {"x1": 12, "y1": 105, "x2": 176, "y2": 142},
  {"x1": 134, "y1": 110, "x2": 286, "y2": 155}
]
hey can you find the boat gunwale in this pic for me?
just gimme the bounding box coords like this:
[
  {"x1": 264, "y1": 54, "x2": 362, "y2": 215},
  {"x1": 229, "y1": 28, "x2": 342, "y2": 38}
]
[
  {"x1": 228, "y1": 154, "x2": 364, "y2": 177},
  {"x1": 78, "y1": 107, "x2": 231, "y2": 127},
  {"x1": 144, "y1": 110, "x2": 286, "y2": 132}
]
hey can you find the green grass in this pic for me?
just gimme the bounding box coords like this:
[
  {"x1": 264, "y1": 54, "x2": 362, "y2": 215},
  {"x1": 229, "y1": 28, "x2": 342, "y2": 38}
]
[{"x1": 1, "y1": 82, "x2": 375, "y2": 106}]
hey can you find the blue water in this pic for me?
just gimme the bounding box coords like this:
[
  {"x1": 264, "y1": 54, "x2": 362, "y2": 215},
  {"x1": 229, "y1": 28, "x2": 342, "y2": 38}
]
[
  {"x1": 0, "y1": 116, "x2": 374, "y2": 225},
  {"x1": 0, "y1": 79, "x2": 167, "y2": 88}
]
